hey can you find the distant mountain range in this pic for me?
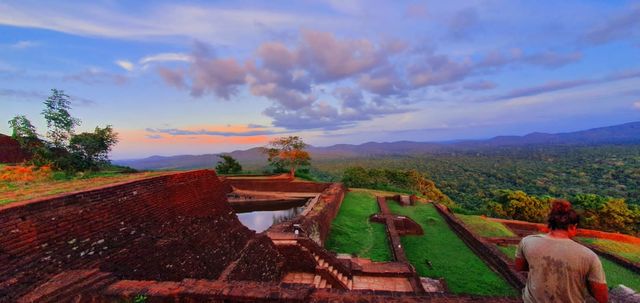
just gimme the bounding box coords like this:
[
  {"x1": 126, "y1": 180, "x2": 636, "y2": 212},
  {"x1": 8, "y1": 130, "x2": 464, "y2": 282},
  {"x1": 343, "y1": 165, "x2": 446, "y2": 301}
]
[{"x1": 114, "y1": 121, "x2": 640, "y2": 170}]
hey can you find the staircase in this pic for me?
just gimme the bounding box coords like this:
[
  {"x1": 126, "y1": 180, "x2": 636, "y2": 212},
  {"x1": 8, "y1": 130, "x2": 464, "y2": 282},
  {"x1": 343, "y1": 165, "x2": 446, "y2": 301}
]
[{"x1": 272, "y1": 235, "x2": 352, "y2": 290}]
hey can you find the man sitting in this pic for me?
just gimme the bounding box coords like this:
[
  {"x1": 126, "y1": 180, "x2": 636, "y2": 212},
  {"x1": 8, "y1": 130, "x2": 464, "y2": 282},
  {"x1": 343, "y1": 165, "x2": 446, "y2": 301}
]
[{"x1": 515, "y1": 200, "x2": 608, "y2": 303}]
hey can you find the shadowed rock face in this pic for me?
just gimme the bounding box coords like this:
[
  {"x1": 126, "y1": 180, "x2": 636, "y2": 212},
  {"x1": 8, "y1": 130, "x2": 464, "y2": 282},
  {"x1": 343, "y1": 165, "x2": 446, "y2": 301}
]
[{"x1": 0, "y1": 134, "x2": 30, "y2": 163}]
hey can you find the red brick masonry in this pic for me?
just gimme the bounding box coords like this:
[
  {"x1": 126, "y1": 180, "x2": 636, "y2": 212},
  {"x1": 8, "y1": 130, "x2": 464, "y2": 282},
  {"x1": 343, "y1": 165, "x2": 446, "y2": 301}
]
[
  {"x1": 0, "y1": 134, "x2": 30, "y2": 163},
  {"x1": 0, "y1": 170, "x2": 283, "y2": 301}
]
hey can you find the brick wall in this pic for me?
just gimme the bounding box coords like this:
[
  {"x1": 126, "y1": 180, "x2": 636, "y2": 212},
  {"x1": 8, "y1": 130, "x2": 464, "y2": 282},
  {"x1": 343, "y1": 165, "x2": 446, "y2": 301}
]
[
  {"x1": 299, "y1": 183, "x2": 346, "y2": 245},
  {"x1": 226, "y1": 179, "x2": 331, "y2": 193},
  {"x1": 0, "y1": 134, "x2": 30, "y2": 163},
  {"x1": 0, "y1": 170, "x2": 241, "y2": 300}
]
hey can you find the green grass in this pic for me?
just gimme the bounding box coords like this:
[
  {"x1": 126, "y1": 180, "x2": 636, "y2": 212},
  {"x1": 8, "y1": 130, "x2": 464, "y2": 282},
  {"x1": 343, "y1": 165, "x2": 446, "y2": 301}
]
[
  {"x1": 600, "y1": 257, "x2": 640, "y2": 291},
  {"x1": 325, "y1": 189, "x2": 393, "y2": 261},
  {"x1": 456, "y1": 214, "x2": 516, "y2": 238},
  {"x1": 497, "y1": 244, "x2": 518, "y2": 259},
  {"x1": 576, "y1": 237, "x2": 640, "y2": 263},
  {"x1": 387, "y1": 202, "x2": 517, "y2": 296}
]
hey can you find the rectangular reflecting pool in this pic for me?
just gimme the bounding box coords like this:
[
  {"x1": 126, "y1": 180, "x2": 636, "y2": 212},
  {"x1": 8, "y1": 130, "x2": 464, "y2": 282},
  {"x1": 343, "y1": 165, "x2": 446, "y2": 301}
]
[{"x1": 236, "y1": 205, "x2": 305, "y2": 232}]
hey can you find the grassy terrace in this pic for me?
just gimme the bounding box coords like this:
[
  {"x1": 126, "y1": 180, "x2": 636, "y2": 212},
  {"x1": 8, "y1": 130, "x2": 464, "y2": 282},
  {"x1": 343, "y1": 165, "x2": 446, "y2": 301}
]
[
  {"x1": 576, "y1": 237, "x2": 640, "y2": 263},
  {"x1": 0, "y1": 165, "x2": 169, "y2": 206},
  {"x1": 325, "y1": 189, "x2": 393, "y2": 261},
  {"x1": 387, "y1": 202, "x2": 517, "y2": 296},
  {"x1": 456, "y1": 214, "x2": 516, "y2": 238}
]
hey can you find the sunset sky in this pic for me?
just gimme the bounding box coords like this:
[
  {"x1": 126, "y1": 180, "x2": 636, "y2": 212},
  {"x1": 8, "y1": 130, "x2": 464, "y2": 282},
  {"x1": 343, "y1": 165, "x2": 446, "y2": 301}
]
[{"x1": 1, "y1": 1, "x2": 639, "y2": 159}]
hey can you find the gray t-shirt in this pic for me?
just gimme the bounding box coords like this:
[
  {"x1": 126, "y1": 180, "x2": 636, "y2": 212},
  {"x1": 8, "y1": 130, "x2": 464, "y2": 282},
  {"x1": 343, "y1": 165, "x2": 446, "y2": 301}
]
[{"x1": 516, "y1": 234, "x2": 606, "y2": 303}]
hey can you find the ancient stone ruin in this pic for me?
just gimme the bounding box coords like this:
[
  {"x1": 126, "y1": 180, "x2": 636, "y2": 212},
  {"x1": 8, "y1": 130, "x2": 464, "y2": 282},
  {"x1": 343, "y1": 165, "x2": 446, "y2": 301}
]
[{"x1": 0, "y1": 170, "x2": 553, "y2": 302}]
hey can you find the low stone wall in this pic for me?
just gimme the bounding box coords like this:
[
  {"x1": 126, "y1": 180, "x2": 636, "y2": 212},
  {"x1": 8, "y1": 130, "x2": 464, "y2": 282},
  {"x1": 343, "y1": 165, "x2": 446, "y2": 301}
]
[
  {"x1": 226, "y1": 179, "x2": 332, "y2": 193},
  {"x1": 299, "y1": 183, "x2": 346, "y2": 245},
  {"x1": 489, "y1": 218, "x2": 640, "y2": 245},
  {"x1": 0, "y1": 170, "x2": 284, "y2": 301},
  {"x1": 433, "y1": 204, "x2": 525, "y2": 291}
]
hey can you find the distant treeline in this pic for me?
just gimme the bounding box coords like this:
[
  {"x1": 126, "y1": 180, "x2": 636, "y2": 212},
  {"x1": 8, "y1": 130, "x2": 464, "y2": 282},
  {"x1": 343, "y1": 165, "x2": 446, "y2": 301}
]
[
  {"x1": 341, "y1": 167, "x2": 453, "y2": 206},
  {"x1": 486, "y1": 190, "x2": 639, "y2": 236},
  {"x1": 305, "y1": 144, "x2": 640, "y2": 235},
  {"x1": 310, "y1": 144, "x2": 640, "y2": 209}
]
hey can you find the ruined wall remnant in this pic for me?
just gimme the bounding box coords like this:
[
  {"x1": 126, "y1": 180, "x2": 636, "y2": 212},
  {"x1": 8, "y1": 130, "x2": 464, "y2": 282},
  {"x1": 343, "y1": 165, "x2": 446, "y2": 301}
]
[
  {"x1": 226, "y1": 179, "x2": 332, "y2": 193},
  {"x1": 0, "y1": 134, "x2": 30, "y2": 163},
  {"x1": 0, "y1": 170, "x2": 284, "y2": 301}
]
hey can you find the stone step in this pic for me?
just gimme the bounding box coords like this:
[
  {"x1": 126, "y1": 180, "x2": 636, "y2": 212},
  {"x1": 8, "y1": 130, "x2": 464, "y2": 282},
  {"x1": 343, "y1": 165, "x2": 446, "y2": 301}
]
[
  {"x1": 313, "y1": 275, "x2": 321, "y2": 287},
  {"x1": 314, "y1": 255, "x2": 320, "y2": 262},
  {"x1": 347, "y1": 279, "x2": 353, "y2": 289},
  {"x1": 319, "y1": 279, "x2": 327, "y2": 288}
]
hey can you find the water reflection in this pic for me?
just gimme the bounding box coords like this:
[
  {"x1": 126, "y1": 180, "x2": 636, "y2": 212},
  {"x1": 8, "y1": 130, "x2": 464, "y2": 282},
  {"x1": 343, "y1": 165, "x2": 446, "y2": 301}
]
[{"x1": 236, "y1": 206, "x2": 305, "y2": 232}]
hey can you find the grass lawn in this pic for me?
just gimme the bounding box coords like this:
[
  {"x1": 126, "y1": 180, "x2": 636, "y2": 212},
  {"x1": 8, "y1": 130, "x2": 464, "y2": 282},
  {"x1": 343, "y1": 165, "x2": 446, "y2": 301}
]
[
  {"x1": 387, "y1": 202, "x2": 517, "y2": 296},
  {"x1": 497, "y1": 244, "x2": 518, "y2": 259},
  {"x1": 1, "y1": 169, "x2": 170, "y2": 206},
  {"x1": 576, "y1": 237, "x2": 640, "y2": 263},
  {"x1": 325, "y1": 189, "x2": 393, "y2": 261},
  {"x1": 499, "y1": 242, "x2": 639, "y2": 291},
  {"x1": 456, "y1": 214, "x2": 516, "y2": 238},
  {"x1": 600, "y1": 257, "x2": 640, "y2": 291}
]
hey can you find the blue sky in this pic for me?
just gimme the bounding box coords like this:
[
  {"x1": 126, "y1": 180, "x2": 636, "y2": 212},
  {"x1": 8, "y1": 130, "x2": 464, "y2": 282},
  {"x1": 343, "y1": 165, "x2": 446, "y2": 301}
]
[{"x1": 1, "y1": 0, "x2": 639, "y2": 159}]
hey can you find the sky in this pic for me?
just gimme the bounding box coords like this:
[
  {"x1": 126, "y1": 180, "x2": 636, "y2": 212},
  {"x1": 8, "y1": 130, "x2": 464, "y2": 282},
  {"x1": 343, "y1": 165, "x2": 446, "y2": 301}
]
[{"x1": 1, "y1": 0, "x2": 639, "y2": 159}]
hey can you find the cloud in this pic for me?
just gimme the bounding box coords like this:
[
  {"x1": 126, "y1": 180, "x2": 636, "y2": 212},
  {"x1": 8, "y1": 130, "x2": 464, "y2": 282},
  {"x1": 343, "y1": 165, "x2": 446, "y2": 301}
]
[
  {"x1": 408, "y1": 49, "x2": 581, "y2": 89},
  {"x1": 358, "y1": 66, "x2": 405, "y2": 96},
  {"x1": 63, "y1": 68, "x2": 128, "y2": 85},
  {"x1": 0, "y1": 2, "x2": 338, "y2": 45},
  {"x1": 297, "y1": 30, "x2": 389, "y2": 82},
  {"x1": 0, "y1": 88, "x2": 95, "y2": 105},
  {"x1": 408, "y1": 54, "x2": 473, "y2": 87},
  {"x1": 405, "y1": 3, "x2": 428, "y2": 19},
  {"x1": 157, "y1": 67, "x2": 186, "y2": 89},
  {"x1": 462, "y1": 80, "x2": 497, "y2": 91},
  {"x1": 448, "y1": 8, "x2": 479, "y2": 40},
  {"x1": 634, "y1": 101, "x2": 640, "y2": 110},
  {"x1": 145, "y1": 127, "x2": 282, "y2": 137},
  {"x1": 10, "y1": 40, "x2": 39, "y2": 49},
  {"x1": 146, "y1": 134, "x2": 163, "y2": 139},
  {"x1": 523, "y1": 51, "x2": 582, "y2": 68},
  {"x1": 155, "y1": 42, "x2": 246, "y2": 99},
  {"x1": 490, "y1": 68, "x2": 640, "y2": 101},
  {"x1": 115, "y1": 60, "x2": 134, "y2": 71},
  {"x1": 583, "y1": 6, "x2": 640, "y2": 45},
  {"x1": 139, "y1": 53, "x2": 191, "y2": 65}
]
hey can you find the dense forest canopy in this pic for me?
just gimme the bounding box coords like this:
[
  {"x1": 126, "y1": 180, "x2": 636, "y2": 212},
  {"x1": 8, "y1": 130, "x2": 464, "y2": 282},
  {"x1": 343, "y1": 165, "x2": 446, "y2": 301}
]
[{"x1": 308, "y1": 144, "x2": 640, "y2": 209}]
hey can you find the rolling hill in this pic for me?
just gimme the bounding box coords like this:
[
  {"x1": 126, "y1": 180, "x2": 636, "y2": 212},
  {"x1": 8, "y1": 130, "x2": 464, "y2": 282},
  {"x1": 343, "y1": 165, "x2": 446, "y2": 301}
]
[{"x1": 114, "y1": 121, "x2": 640, "y2": 171}]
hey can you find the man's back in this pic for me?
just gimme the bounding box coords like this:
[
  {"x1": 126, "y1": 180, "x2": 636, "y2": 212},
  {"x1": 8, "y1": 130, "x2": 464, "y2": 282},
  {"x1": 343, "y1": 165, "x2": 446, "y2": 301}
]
[{"x1": 516, "y1": 234, "x2": 606, "y2": 303}]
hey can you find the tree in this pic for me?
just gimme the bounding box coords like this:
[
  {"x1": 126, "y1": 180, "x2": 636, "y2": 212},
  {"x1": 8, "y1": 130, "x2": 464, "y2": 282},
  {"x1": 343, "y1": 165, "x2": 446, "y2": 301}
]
[
  {"x1": 68, "y1": 126, "x2": 118, "y2": 170},
  {"x1": 42, "y1": 89, "x2": 80, "y2": 148},
  {"x1": 488, "y1": 190, "x2": 550, "y2": 223},
  {"x1": 8, "y1": 115, "x2": 38, "y2": 147},
  {"x1": 265, "y1": 136, "x2": 311, "y2": 177},
  {"x1": 8, "y1": 115, "x2": 49, "y2": 165},
  {"x1": 215, "y1": 154, "x2": 242, "y2": 174}
]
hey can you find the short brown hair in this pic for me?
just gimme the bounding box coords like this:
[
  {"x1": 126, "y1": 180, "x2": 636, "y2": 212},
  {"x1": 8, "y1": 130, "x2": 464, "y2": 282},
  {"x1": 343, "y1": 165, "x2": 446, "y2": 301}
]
[{"x1": 547, "y1": 199, "x2": 580, "y2": 230}]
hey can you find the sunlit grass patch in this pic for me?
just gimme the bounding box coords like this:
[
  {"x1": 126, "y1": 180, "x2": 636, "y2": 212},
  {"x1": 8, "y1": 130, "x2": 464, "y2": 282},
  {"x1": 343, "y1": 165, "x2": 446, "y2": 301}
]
[
  {"x1": 325, "y1": 189, "x2": 392, "y2": 261},
  {"x1": 496, "y1": 244, "x2": 518, "y2": 260},
  {"x1": 599, "y1": 257, "x2": 640, "y2": 291},
  {"x1": 387, "y1": 202, "x2": 517, "y2": 296},
  {"x1": 0, "y1": 169, "x2": 169, "y2": 206},
  {"x1": 456, "y1": 214, "x2": 516, "y2": 238},
  {"x1": 576, "y1": 237, "x2": 640, "y2": 263}
]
